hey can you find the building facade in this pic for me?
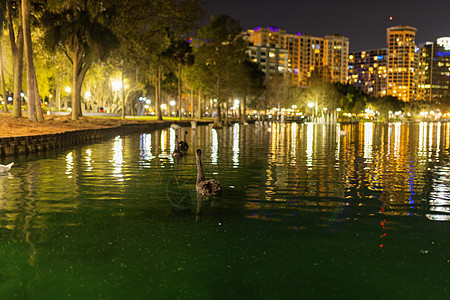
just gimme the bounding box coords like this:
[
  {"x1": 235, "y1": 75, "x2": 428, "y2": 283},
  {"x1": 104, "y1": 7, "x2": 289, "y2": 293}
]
[
  {"x1": 348, "y1": 48, "x2": 387, "y2": 98},
  {"x1": 246, "y1": 43, "x2": 289, "y2": 79},
  {"x1": 417, "y1": 37, "x2": 450, "y2": 102},
  {"x1": 386, "y1": 25, "x2": 418, "y2": 102},
  {"x1": 245, "y1": 27, "x2": 349, "y2": 87},
  {"x1": 324, "y1": 35, "x2": 350, "y2": 84}
]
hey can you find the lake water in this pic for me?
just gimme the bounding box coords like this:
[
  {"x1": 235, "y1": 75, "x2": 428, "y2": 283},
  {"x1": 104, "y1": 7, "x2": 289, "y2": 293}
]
[{"x1": 0, "y1": 122, "x2": 449, "y2": 299}]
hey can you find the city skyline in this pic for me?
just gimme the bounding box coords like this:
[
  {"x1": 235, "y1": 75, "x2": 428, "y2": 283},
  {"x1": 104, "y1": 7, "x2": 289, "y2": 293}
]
[{"x1": 202, "y1": 0, "x2": 449, "y2": 52}]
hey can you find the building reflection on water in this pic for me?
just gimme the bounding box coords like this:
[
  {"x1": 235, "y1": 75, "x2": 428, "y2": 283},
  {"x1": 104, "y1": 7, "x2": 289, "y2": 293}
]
[{"x1": 259, "y1": 122, "x2": 450, "y2": 221}]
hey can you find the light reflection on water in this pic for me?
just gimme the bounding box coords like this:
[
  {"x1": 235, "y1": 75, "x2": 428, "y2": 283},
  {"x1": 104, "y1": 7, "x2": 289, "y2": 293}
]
[
  {"x1": 0, "y1": 122, "x2": 449, "y2": 298},
  {"x1": 3, "y1": 122, "x2": 447, "y2": 221}
]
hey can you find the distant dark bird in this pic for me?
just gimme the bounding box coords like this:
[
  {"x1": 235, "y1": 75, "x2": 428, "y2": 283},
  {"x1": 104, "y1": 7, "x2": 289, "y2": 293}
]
[
  {"x1": 0, "y1": 162, "x2": 14, "y2": 174},
  {"x1": 178, "y1": 131, "x2": 189, "y2": 152},
  {"x1": 196, "y1": 149, "x2": 221, "y2": 196},
  {"x1": 172, "y1": 135, "x2": 184, "y2": 157}
]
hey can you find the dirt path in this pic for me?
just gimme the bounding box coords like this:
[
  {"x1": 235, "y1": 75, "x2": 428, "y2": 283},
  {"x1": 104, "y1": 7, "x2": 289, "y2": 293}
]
[{"x1": 0, "y1": 113, "x2": 161, "y2": 138}]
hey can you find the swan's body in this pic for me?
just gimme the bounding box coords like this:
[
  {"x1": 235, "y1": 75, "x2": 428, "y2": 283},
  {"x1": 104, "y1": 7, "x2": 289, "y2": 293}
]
[
  {"x1": 172, "y1": 135, "x2": 184, "y2": 157},
  {"x1": 196, "y1": 149, "x2": 221, "y2": 196},
  {"x1": 178, "y1": 131, "x2": 189, "y2": 152},
  {"x1": 0, "y1": 162, "x2": 14, "y2": 174}
]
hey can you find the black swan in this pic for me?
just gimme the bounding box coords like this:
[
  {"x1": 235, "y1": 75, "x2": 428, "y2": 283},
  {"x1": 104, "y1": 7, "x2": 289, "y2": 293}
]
[
  {"x1": 179, "y1": 131, "x2": 189, "y2": 152},
  {"x1": 196, "y1": 149, "x2": 221, "y2": 195},
  {"x1": 172, "y1": 135, "x2": 184, "y2": 157}
]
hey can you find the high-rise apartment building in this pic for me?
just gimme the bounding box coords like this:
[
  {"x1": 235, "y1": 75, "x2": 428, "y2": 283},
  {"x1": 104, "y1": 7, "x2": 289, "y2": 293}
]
[
  {"x1": 417, "y1": 37, "x2": 450, "y2": 102},
  {"x1": 245, "y1": 27, "x2": 349, "y2": 87},
  {"x1": 324, "y1": 35, "x2": 350, "y2": 83},
  {"x1": 246, "y1": 43, "x2": 289, "y2": 79},
  {"x1": 386, "y1": 25, "x2": 418, "y2": 102},
  {"x1": 349, "y1": 26, "x2": 448, "y2": 103},
  {"x1": 348, "y1": 49, "x2": 387, "y2": 98}
]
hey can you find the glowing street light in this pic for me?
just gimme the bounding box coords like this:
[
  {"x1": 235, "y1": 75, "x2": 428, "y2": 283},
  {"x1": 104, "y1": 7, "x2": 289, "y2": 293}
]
[
  {"x1": 170, "y1": 100, "x2": 176, "y2": 106},
  {"x1": 65, "y1": 86, "x2": 71, "y2": 93},
  {"x1": 307, "y1": 102, "x2": 314, "y2": 108},
  {"x1": 111, "y1": 80, "x2": 122, "y2": 91}
]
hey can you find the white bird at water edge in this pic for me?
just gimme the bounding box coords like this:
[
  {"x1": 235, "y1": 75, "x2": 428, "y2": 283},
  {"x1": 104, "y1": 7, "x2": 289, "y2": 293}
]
[{"x1": 0, "y1": 162, "x2": 14, "y2": 174}]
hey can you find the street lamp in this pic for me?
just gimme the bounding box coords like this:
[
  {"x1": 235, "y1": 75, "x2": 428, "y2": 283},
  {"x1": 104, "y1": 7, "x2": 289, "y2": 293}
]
[{"x1": 111, "y1": 80, "x2": 122, "y2": 92}]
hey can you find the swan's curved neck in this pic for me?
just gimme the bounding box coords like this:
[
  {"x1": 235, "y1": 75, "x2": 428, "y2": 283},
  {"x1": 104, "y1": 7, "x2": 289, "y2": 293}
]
[{"x1": 196, "y1": 152, "x2": 205, "y2": 183}]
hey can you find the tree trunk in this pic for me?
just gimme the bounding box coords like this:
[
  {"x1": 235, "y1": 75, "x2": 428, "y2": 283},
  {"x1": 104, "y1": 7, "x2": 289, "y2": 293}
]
[
  {"x1": 22, "y1": 0, "x2": 37, "y2": 122},
  {"x1": 178, "y1": 63, "x2": 182, "y2": 121},
  {"x1": 213, "y1": 100, "x2": 222, "y2": 128},
  {"x1": 71, "y1": 36, "x2": 80, "y2": 120},
  {"x1": 121, "y1": 67, "x2": 125, "y2": 118},
  {"x1": 190, "y1": 89, "x2": 194, "y2": 119},
  {"x1": 240, "y1": 96, "x2": 247, "y2": 124},
  {"x1": 8, "y1": 1, "x2": 24, "y2": 117},
  {"x1": 13, "y1": 28, "x2": 24, "y2": 118},
  {"x1": 224, "y1": 99, "x2": 230, "y2": 126},
  {"x1": 155, "y1": 64, "x2": 162, "y2": 120},
  {"x1": 197, "y1": 88, "x2": 202, "y2": 120},
  {"x1": 56, "y1": 83, "x2": 61, "y2": 111},
  {"x1": 33, "y1": 71, "x2": 44, "y2": 121},
  {"x1": 0, "y1": 41, "x2": 8, "y2": 112}
]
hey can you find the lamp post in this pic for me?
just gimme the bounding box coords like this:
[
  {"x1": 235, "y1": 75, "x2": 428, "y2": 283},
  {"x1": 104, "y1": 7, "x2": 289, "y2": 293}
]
[
  {"x1": 308, "y1": 102, "x2": 315, "y2": 121},
  {"x1": 170, "y1": 100, "x2": 176, "y2": 117},
  {"x1": 112, "y1": 80, "x2": 123, "y2": 117}
]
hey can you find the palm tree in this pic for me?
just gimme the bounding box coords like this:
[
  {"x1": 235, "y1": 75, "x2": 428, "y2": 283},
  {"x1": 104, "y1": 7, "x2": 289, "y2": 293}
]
[
  {"x1": 22, "y1": 0, "x2": 44, "y2": 122},
  {"x1": 6, "y1": 0, "x2": 24, "y2": 118},
  {"x1": 0, "y1": 2, "x2": 8, "y2": 113},
  {"x1": 41, "y1": 1, "x2": 118, "y2": 120},
  {"x1": 163, "y1": 39, "x2": 194, "y2": 120}
]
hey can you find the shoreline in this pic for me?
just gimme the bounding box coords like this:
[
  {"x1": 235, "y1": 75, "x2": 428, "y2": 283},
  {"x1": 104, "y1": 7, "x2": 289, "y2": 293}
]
[{"x1": 0, "y1": 113, "x2": 208, "y2": 158}]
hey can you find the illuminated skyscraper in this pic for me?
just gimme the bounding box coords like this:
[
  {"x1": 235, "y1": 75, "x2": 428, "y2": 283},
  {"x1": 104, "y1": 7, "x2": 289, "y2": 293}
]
[
  {"x1": 386, "y1": 25, "x2": 418, "y2": 102},
  {"x1": 348, "y1": 48, "x2": 387, "y2": 97},
  {"x1": 324, "y1": 35, "x2": 349, "y2": 83},
  {"x1": 245, "y1": 27, "x2": 349, "y2": 87},
  {"x1": 417, "y1": 37, "x2": 450, "y2": 102}
]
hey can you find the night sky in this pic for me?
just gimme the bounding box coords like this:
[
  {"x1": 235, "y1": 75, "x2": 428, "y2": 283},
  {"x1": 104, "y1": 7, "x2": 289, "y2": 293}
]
[{"x1": 202, "y1": 0, "x2": 449, "y2": 52}]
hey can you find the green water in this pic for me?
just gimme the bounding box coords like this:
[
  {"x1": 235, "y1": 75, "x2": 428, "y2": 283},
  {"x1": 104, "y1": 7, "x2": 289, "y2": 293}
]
[{"x1": 0, "y1": 122, "x2": 448, "y2": 299}]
